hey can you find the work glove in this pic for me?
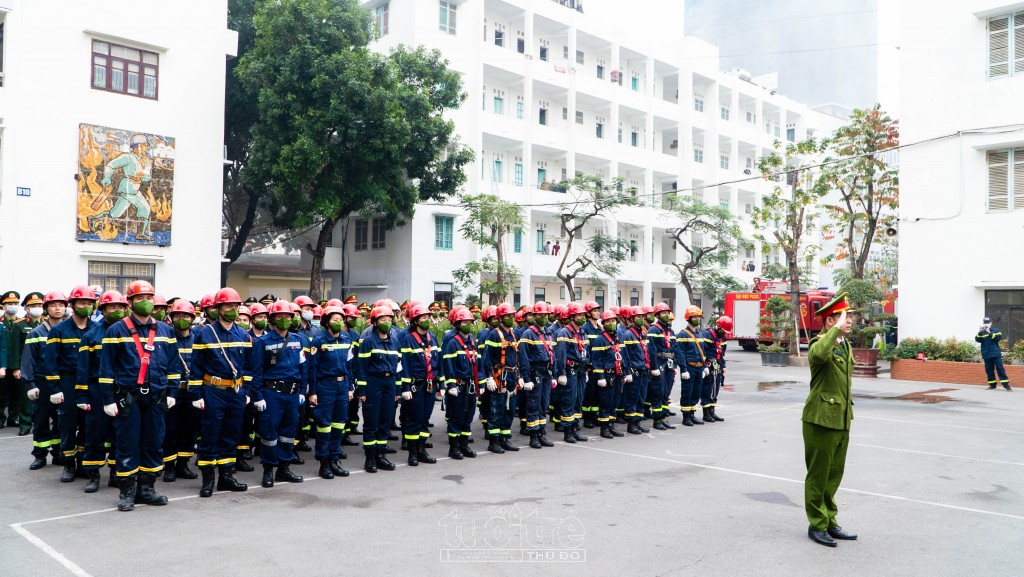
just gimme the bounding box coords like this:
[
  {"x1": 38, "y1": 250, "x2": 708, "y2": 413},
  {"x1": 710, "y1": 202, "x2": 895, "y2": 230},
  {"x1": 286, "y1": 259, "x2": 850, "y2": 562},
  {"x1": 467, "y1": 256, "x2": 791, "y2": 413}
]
[
  {"x1": 518, "y1": 378, "x2": 525, "y2": 388},
  {"x1": 624, "y1": 374, "x2": 633, "y2": 383},
  {"x1": 556, "y1": 375, "x2": 567, "y2": 386},
  {"x1": 192, "y1": 399, "x2": 205, "y2": 411},
  {"x1": 166, "y1": 397, "x2": 176, "y2": 410},
  {"x1": 522, "y1": 381, "x2": 534, "y2": 391},
  {"x1": 50, "y1": 392, "x2": 64, "y2": 405},
  {"x1": 396, "y1": 361, "x2": 403, "y2": 373},
  {"x1": 486, "y1": 377, "x2": 497, "y2": 392},
  {"x1": 245, "y1": 396, "x2": 251, "y2": 405},
  {"x1": 27, "y1": 388, "x2": 40, "y2": 401},
  {"x1": 254, "y1": 399, "x2": 267, "y2": 412},
  {"x1": 703, "y1": 368, "x2": 709, "y2": 378},
  {"x1": 401, "y1": 391, "x2": 413, "y2": 401},
  {"x1": 681, "y1": 371, "x2": 690, "y2": 381},
  {"x1": 76, "y1": 403, "x2": 91, "y2": 412},
  {"x1": 103, "y1": 403, "x2": 118, "y2": 417},
  {"x1": 299, "y1": 394, "x2": 306, "y2": 405},
  {"x1": 597, "y1": 379, "x2": 608, "y2": 388},
  {"x1": 650, "y1": 369, "x2": 661, "y2": 377},
  {"x1": 448, "y1": 387, "x2": 459, "y2": 397}
]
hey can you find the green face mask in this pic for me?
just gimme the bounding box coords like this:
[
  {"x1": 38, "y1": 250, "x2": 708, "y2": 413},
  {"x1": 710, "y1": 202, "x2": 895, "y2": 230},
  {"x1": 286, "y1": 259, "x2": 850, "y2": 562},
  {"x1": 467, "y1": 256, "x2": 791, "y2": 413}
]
[
  {"x1": 634, "y1": 317, "x2": 645, "y2": 327},
  {"x1": 274, "y1": 317, "x2": 292, "y2": 331},
  {"x1": 329, "y1": 321, "x2": 344, "y2": 333},
  {"x1": 489, "y1": 320, "x2": 499, "y2": 328},
  {"x1": 206, "y1": 309, "x2": 219, "y2": 322},
  {"x1": 573, "y1": 315, "x2": 586, "y2": 326},
  {"x1": 152, "y1": 309, "x2": 166, "y2": 322},
  {"x1": 289, "y1": 317, "x2": 300, "y2": 331},
  {"x1": 658, "y1": 313, "x2": 671, "y2": 324},
  {"x1": 417, "y1": 319, "x2": 431, "y2": 330},
  {"x1": 221, "y1": 309, "x2": 239, "y2": 322},
  {"x1": 647, "y1": 315, "x2": 656, "y2": 324},
  {"x1": 104, "y1": 310, "x2": 123, "y2": 324},
  {"x1": 603, "y1": 322, "x2": 618, "y2": 333},
  {"x1": 536, "y1": 315, "x2": 547, "y2": 326},
  {"x1": 502, "y1": 317, "x2": 515, "y2": 328},
  {"x1": 688, "y1": 318, "x2": 701, "y2": 327},
  {"x1": 253, "y1": 319, "x2": 268, "y2": 331},
  {"x1": 173, "y1": 318, "x2": 192, "y2": 332},
  {"x1": 132, "y1": 300, "x2": 154, "y2": 317},
  {"x1": 346, "y1": 318, "x2": 359, "y2": 329},
  {"x1": 526, "y1": 317, "x2": 535, "y2": 326},
  {"x1": 459, "y1": 323, "x2": 473, "y2": 335},
  {"x1": 236, "y1": 322, "x2": 251, "y2": 331},
  {"x1": 74, "y1": 305, "x2": 94, "y2": 318},
  {"x1": 377, "y1": 321, "x2": 392, "y2": 333}
]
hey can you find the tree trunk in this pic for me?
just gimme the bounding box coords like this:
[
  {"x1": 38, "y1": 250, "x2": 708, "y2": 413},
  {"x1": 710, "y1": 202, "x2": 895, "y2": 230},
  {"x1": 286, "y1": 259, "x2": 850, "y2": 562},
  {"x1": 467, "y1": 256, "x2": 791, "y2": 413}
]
[
  {"x1": 308, "y1": 214, "x2": 340, "y2": 301},
  {"x1": 674, "y1": 263, "x2": 695, "y2": 305},
  {"x1": 788, "y1": 254, "x2": 801, "y2": 356},
  {"x1": 556, "y1": 231, "x2": 577, "y2": 297},
  {"x1": 492, "y1": 231, "x2": 505, "y2": 305},
  {"x1": 220, "y1": 183, "x2": 260, "y2": 287}
]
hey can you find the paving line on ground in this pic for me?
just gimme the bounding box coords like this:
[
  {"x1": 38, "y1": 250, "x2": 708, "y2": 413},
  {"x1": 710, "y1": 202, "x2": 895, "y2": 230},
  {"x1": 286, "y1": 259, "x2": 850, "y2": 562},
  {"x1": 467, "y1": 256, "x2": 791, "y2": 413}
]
[
  {"x1": 562, "y1": 442, "x2": 1024, "y2": 521},
  {"x1": 9, "y1": 524, "x2": 94, "y2": 577}
]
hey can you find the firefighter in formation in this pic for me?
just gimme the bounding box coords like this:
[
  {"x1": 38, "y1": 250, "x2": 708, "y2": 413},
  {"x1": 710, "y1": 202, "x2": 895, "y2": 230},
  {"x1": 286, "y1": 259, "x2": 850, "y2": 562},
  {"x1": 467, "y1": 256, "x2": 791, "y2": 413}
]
[{"x1": 9, "y1": 285, "x2": 732, "y2": 505}]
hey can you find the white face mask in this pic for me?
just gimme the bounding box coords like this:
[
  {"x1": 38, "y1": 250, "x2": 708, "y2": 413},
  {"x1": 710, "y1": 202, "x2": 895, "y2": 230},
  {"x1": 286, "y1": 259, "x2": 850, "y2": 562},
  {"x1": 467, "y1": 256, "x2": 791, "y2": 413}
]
[
  {"x1": 27, "y1": 307, "x2": 44, "y2": 318},
  {"x1": 5, "y1": 305, "x2": 18, "y2": 315},
  {"x1": 301, "y1": 311, "x2": 314, "y2": 322}
]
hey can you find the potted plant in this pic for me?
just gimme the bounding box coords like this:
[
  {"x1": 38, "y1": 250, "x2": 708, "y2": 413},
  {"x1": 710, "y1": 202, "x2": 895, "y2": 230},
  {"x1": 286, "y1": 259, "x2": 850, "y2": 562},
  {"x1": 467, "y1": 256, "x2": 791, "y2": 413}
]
[
  {"x1": 758, "y1": 295, "x2": 792, "y2": 366},
  {"x1": 839, "y1": 279, "x2": 887, "y2": 377}
]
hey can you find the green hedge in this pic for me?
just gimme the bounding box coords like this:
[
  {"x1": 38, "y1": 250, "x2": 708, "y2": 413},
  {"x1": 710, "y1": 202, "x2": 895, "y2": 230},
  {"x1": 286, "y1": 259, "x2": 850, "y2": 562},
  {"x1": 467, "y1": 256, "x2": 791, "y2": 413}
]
[{"x1": 881, "y1": 337, "x2": 981, "y2": 363}]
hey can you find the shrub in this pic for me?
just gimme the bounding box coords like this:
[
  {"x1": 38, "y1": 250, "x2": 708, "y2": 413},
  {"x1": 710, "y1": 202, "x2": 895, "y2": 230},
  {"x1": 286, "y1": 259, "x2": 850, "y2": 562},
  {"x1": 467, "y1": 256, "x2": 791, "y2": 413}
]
[{"x1": 882, "y1": 337, "x2": 981, "y2": 363}]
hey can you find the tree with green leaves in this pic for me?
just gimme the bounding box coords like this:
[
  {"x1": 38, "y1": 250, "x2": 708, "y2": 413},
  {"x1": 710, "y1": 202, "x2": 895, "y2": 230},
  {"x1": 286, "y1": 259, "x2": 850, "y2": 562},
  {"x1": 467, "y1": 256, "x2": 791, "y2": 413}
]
[
  {"x1": 238, "y1": 0, "x2": 473, "y2": 299},
  {"x1": 753, "y1": 138, "x2": 830, "y2": 354},
  {"x1": 820, "y1": 104, "x2": 899, "y2": 280},
  {"x1": 451, "y1": 194, "x2": 525, "y2": 305},
  {"x1": 663, "y1": 193, "x2": 746, "y2": 307},
  {"x1": 554, "y1": 175, "x2": 641, "y2": 296}
]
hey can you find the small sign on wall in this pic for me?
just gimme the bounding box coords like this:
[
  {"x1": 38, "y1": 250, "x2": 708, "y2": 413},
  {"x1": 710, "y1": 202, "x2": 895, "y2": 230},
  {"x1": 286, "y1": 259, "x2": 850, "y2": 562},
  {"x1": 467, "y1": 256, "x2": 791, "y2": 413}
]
[{"x1": 16, "y1": 187, "x2": 31, "y2": 197}]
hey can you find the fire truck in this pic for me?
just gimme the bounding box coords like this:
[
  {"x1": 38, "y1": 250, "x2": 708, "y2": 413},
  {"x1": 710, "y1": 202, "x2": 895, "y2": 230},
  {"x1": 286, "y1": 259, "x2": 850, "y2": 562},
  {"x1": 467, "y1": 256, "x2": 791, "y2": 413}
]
[{"x1": 722, "y1": 279, "x2": 836, "y2": 351}]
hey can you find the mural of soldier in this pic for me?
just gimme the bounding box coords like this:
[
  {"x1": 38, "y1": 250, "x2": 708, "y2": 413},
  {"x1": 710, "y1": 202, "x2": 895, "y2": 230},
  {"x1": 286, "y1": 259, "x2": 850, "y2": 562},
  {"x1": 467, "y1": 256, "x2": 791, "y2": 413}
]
[{"x1": 88, "y1": 134, "x2": 153, "y2": 241}]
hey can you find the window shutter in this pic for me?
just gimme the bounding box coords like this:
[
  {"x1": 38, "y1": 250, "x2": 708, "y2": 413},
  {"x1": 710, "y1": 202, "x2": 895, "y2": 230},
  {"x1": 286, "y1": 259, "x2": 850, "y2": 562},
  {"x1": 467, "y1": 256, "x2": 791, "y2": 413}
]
[
  {"x1": 1015, "y1": 13, "x2": 1024, "y2": 74},
  {"x1": 1014, "y1": 148, "x2": 1024, "y2": 209},
  {"x1": 989, "y1": 15, "x2": 1010, "y2": 78},
  {"x1": 988, "y1": 150, "x2": 1009, "y2": 211}
]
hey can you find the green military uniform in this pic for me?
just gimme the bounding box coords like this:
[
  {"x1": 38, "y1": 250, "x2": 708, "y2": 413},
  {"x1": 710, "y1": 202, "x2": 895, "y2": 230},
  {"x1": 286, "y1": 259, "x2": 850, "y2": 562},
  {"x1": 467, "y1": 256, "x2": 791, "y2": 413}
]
[
  {"x1": 802, "y1": 297, "x2": 855, "y2": 534},
  {"x1": 2, "y1": 290, "x2": 27, "y2": 428}
]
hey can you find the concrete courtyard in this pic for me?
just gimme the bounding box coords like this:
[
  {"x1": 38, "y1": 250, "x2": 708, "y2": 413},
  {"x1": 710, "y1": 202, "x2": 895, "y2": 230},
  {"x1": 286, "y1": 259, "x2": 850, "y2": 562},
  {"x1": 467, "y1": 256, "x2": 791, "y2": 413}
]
[{"x1": 1, "y1": 349, "x2": 1021, "y2": 577}]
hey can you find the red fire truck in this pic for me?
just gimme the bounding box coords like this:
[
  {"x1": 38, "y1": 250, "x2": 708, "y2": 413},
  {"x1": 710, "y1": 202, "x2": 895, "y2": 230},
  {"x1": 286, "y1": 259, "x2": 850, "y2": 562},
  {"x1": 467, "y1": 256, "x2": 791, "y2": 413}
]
[{"x1": 722, "y1": 279, "x2": 836, "y2": 351}]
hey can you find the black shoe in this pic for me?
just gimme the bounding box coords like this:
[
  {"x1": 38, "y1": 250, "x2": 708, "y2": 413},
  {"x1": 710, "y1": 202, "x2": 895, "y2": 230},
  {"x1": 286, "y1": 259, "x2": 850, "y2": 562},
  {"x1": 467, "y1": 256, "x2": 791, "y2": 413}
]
[
  {"x1": 682, "y1": 413, "x2": 694, "y2": 427},
  {"x1": 200, "y1": 468, "x2": 216, "y2": 497},
  {"x1": 583, "y1": 416, "x2": 595, "y2": 429},
  {"x1": 380, "y1": 444, "x2": 397, "y2": 454},
  {"x1": 448, "y1": 438, "x2": 465, "y2": 460},
  {"x1": 988, "y1": 384, "x2": 997, "y2": 389},
  {"x1": 827, "y1": 526, "x2": 858, "y2": 540},
  {"x1": 235, "y1": 455, "x2": 254, "y2": 472},
  {"x1": 643, "y1": 409, "x2": 653, "y2": 419},
  {"x1": 417, "y1": 441, "x2": 438, "y2": 463},
  {"x1": 163, "y1": 467, "x2": 177, "y2": 483},
  {"x1": 554, "y1": 423, "x2": 565, "y2": 432},
  {"x1": 667, "y1": 409, "x2": 677, "y2": 416},
  {"x1": 296, "y1": 440, "x2": 312, "y2": 452},
  {"x1": 701, "y1": 409, "x2": 714, "y2": 424},
  {"x1": 653, "y1": 420, "x2": 668, "y2": 430},
  {"x1": 108, "y1": 469, "x2": 118, "y2": 488},
  {"x1": 459, "y1": 437, "x2": 477, "y2": 458},
  {"x1": 626, "y1": 422, "x2": 642, "y2": 435},
  {"x1": 710, "y1": 408, "x2": 725, "y2": 422},
  {"x1": 489, "y1": 438, "x2": 507, "y2": 453},
  {"x1": 608, "y1": 425, "x2": 625, "y2": 438},
  {"x1": 615, "y1": 416, "x2": 627, "y2": 424},
  {"x1": 636, "y1": 423, "x2": 650, "y2": 433},
  {"x1": 563, "y1": 429, "x2": 577, "y2": 443},
  {"x1": 427, "y1": 422, "x2": 434, "y2": 428},
  {"x1": 59, "y1": 463, "x2": 76, "y2": 483},
  {"x1": 275, "y1": 465, "x2": 303, "y2": 483},
  {"x1": 364, "y1": 447, "x2": 378, "y2": 473},
  {"x1": 30, "y1": 457, "x2": 47, "y2": 470},
  {"x1": 84, "y1": 470, "x2": 101, "y2": 493},
  {"x1": 466, "y1": 436, "x2": 475, "y2": 444},
  {"x1": 175, "y1": 459, "x2": 198, "y2": 479},
  {"x1": 329, "y1": 460, "x2": 349, "y2": 477},
  {"x1": 291, "y1": 455, "x2": 306, "y2": 465},
  {"x1": 529, "y1": 433, "x2": 543, "y2": 449},
  {"x1": 809, "y1": 527, "x2": 837, "y2": 547},
  {"x1": 407, "y1": 439, "x2": 419, "y2": 466},
  {"x1": 319, "y1": 459, "x2": 335, "y2": 479},
  {"x1": 600, "y1": 425, "x2": 613, "y2": 439},
  {"x1": 538, "y1": 432, "x2": 554, "y2": 447},
  {"x1": 391, "y1": 422, "x2": 401, "y2": 431},
  {"x1": 52, "y1": 454, "x2": 65, "y2": 466},
  {"x1": 117, "y1": 478, "x2": 137, "y2": 512},
  {"x1": 19, "y1": 427, "x2": 31, "y2": 436},
  {"x1": 499, "y1": 435, "x2": 520, "y2": 452},
  {"x1": 388, "y1": 433, "x2": 399, "y2": 441},
  {"x1": 1005, "y1": 384, "x2": 1013, "y2": 391},
  {"x1": 341, "y1": 435, "x2": 359, "y2": 446},
  {"x1": 571, "y1": 426, "x2": 589, "y2": 442},
  {"x1": 337, "y1": 446, "x2": 347, "y2": 459},
  {"x1": 262, "y1": 464, "x2": 275, "y2": 488},
  {"x1": 135, "y1": 475, "x2": 169, "y2": 506},
  {"x1": 423, "y1": 440, "x2": 433, "y2": 449},
  {"x1": 662, "y1": 419, "x2": 677, "y2": 429},
  {"x1": 216, "y1": 470, "x2": 248, "y2": 492},
  {"x1": 350, "y1": 427, "x2": 363, "y2": 435},
  {"x1": 401, "y1": 438, "x2": 409, "y2": 451},
  {"x1": 375, "y1": 452, "x2": 397, "y2": 471},
  {"x1": 691, "y1": 411, "x2": 704, "y2": 425}
]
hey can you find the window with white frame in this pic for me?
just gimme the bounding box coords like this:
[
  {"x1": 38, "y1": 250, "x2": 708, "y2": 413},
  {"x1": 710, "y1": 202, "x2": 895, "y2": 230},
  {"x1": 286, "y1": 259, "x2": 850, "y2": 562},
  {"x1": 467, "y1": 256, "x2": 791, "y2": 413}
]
[
  {"x1": 494, "y1": 29, "x2": 504, "y2": 47},
  {"x1": 721, "y1": 106, "x2": 730, "y2": 121},
  {"x1": 492, "y1": 159, "x2": 503, "y2": 183},
  {"x1": 434, "y1": 215, "x2": 454, "y2": 250},
  {"x1": 354, "y1": 218, "x2": 368, "y2": 251},
  {"x1": 371, "y1": 218, "x2": 386, "y2": 249},
  {"x1": 988, "y1": 12, "x2": 1024, "y2": 79},
  {"x1": 720, "y1": 152, "x2": 729, "y2": 170},
  {"x1": 514, "y1": 162, "x2": 523, "y2": 186},
  {"x1": 375, "y1": 3, "x2": 389, "y2": 36},
  {"x1": 516, "y1": 100, "x2": 524, "y2": 119},
  {"x1": 439, "y1": 0, "x2": 457, "y2": 35},
  {"x1": 987, "y1": 148, "x2": 1024, "y2": 211},
  {"x1": 694, "y1": 94, "x2": 704, "y2": 112},
  {"x1": 493, "y1": 94, "x2": 504, "y2": 115},
  {"x1": 693, "y1": 146, "x2": 704, "y2": 163}
]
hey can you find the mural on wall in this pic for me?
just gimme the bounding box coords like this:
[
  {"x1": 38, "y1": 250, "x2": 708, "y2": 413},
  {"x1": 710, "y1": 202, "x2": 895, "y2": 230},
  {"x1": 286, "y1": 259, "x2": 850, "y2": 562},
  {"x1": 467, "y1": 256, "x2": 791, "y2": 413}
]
[{"x1": 76, "y1": 123, "x2": 175, "y2": 245}]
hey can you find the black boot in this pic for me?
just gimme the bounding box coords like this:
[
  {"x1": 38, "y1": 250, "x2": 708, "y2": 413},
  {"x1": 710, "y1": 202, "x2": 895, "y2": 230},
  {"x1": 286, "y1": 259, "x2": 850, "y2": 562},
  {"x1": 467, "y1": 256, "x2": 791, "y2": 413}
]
[
  {"x1": 554, "y1": 423, "x2": 565, "y2": 432},
  {"x1": 135, "y1": 474, "x2": 169, "y2": 506},
  {"x1": 199, "y1": 467, "x2": 216, "y2": 497},
  {"x1": 175, "y1": 458, "x2": 198, "y2": 479},
  {"x1": 682, "y1": 412, "x2": 694, "y2": 426},
  {"x1": 60, "y1": 461, "x2": 76, "y2": 483},
  {"x1": 375, "y1": 448, "x2": 397, "y2": 471},
  {"x1": 583, "y1": 414, "x2": 595, "y2": 429},
  {"x1": 702, "y1": 408, "x2": 715, "y2": 424},
  {"x1": 407, "y1": 439, "x2": 419, "y2": 466},
  {"x1": 380, "y1": 444, "x2": 398, "y2": 455},
  {"x1": 636, "y1": 422, "x2": 650, "y2": 433},
  {"x1": 448, "y1": 437, "x2": 464, "y2": 460},
  {"x1": 626, "y1": 422, "x2": 643, "y2": 435},
  {"x1": 600, "y1": 424, "x2": 614, "y2": 439},
  {"x1": 572, "y1": 424, "x2": 589, "y2": 442},
  {"x1": 163, "y1": 464, "x2": 177, "y2": 483},
  {"x1": 216, "y1": 469, "x2": 248, "y2": 492},
  {"x1": 329, "y1": 459, "x2": 349, "y2": 477},
  {"x1": 563, "y1": 428, "x2": 577, "y2": 443},
  {"x1": 319, "y1": 459, "x2": 335, "y2": 479},
  {"x1": 275, "y1": 464, "x2": 303, "y2": 483},
  {"x1": 364, "y1": 447, "x2": 378, "y2": 473},
  {"x1": 608, "y1": 424, "x2": 625, "y2": 437},
  {"x1": 416, "y1": 439, "x2": 437, "y2": 464},
  {"x1": 235, "y1": 450, "x2": 254, "y2": 472},
  {"x1": 291, "y1": 453, "x2": 306, "y2": 465},
  {"x1": 499, "y1": 435, "x2": 520, "y2": 451},
  {"x1": 488, "y1": 436, "x2": 507, "y2": 453},
  {"x1": 341, "y1": 434, "x2": 358, "y2": 446},
  {"x1": 296, "y1": 439, "x2": 312, "y2": 452},
  {"x1": 538, "y1": 430, "x2": 554, "y2": 447},
  {"x1": 30, "y1": 456, "x2": 47, "y2": 470},
  {"x1": 262, "y1": 465, "x2": 275, "y2": 487},
  {"x1": 691, "y1": 410, "x2": 704, "y2": 425},
  {"x1": 529, "y1": 432, "x2": 543, "y2": 449},
  {"x1": 84, "y1": 470, "x2": 101, "y2": 493},
  {"x1": 117, "y1": 478, "x2": 137, "y2": 512},
  {"x1": 337, "y1": 446, "x2": 347, "y2": 460},
  {"x1": 711, "y1": 407, "x2": 725, "y2": 422},
  {"x1": 423, "y1": 438, "x2": 433, "y2": 449},
  {"x1": 459, "y1": 437, "x2": 477, "y2": 458},
  {"x1": 108, "y1": 468, "x2": 118, "y2": 488},
  {"x1": 667, "y1": 408, "x2": 677, "y2": 416},
  {"x1": 401, "y1": 438, "x2": 409, "y2": 451}
]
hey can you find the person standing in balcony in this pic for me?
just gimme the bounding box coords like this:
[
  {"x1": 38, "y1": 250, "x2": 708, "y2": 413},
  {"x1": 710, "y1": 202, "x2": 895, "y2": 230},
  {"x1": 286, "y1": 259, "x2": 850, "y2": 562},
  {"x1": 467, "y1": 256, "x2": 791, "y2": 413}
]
[{"x1": 552, "y1": 240, "x2": 561, "y2": 256}]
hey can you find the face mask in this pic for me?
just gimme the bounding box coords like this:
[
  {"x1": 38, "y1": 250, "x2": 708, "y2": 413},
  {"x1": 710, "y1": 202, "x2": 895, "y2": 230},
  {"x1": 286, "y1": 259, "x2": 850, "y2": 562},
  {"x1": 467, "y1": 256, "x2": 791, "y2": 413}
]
[
  {"x1": 658, "y1": 314, "x2": 671, "y2": 324},
  {"x1": 603, "y1": 322, "x2": 618, "y2": 333},
  {"x1": 274, "y1": 317, "x2": 292, "y2": 331},
  {"x1": 346, "y1": 318, "x2": 359, "y2": 329},
  {"x1": 236, "y1": 322, "x2": 251, "y2": 331},
  {"x1": 647, "y1": 315, "x2": 656, "y2": 324},
  {"x1": 74, "y1": 305, "x2": 94, "y2": 318},
  {"x1": 301, "y1": 311, "x2": 314, "y2": 322},
  {"x1": 572, "y1": 315, "x2": 585, "y2": 326},
  {"x1": 131, "y1": 300, "x2": 154, "y2": 317},
  {"x1": 289, "y1": 317, "x2": 300, "y2": 331},
  {"x1": 152, "y1": 309, "x2": 167, "y2": 322},
  {"x1": 417, "y1": 319, "x2": 431, "y2": 330},
  {"x1": 536, "y1": 315, "x2": 548, "y2": 326},
  {"x1": 459, "y1": 323, "x2": 473, "y2": 335},
  {"x1": 490, "y1": 320, "x2": 499, "y2": 328},
  {"x1": 311, "y1": 320, "x2": 321, "y2": 329},
  {"x1": 688, "y1": 318, "x2": 701, "y2": 327},
  {"x1": 28, "y1": 307, "x2": 44, "y2": 318},
  {"x1": 5, "y1": 305, "x2": 18, "y2": 315},
  {"x1": 329, "y1": 321, "x2": 344, "y2": 333},
  {"x1": 525, "y1": 317, "x2": 535, "y2": 326},
  {"x1": 502, "y1": 317, "x2": 515, "y2": 328},
  {"x1": 221, "y1": 309, "x2": 239, "y2": 322},
  {"x1": 104, "y1": 310, "x2": 124, "y2": 324},
  {"x1": 253, "y1": 319, "x2": 268, "y2": 331},
  {"x1": 377, "y1": 321, "x2": 392, "y2": 333},
  {"x1": 634, "y1": 317, "x2": 645, "y2": 327},
  {"x1": 206, "y1": 309, "x2": 219, "y2": 322},
  {"x1": 173, "y1": 318, "x2": 192, "y2": 332}
]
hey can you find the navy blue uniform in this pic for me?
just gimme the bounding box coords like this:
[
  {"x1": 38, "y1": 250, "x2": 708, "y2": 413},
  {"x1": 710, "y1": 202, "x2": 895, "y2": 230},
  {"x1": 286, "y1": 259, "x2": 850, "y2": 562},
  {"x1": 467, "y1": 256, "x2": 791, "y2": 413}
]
[
  {"x1": 518, "y1": 325, "x2": 554, "y2": 433},
  {"x1": 619, "y1": 324, "x2": 650, "y2": 423},
  {"x1": 42, "y1": 316, "x2": 99, "y2": 461},
  {"x1": 163, "y1": 329, "x2": 199, "y2": 467},
  {"x1": 976, "y1": 327, "x2": 1010, "y2": 388},
  {"x1": 590, "y1": 329, "x2": 625, "y2": 424},
  {"x1": 554, "y1": 324, "x2": 587, "y2": 427},
  {"x1": 484, "y1": 326, "x2": 523, "y2": 440},
  {"x1": 675, "y1": 325, "x2": 707, "y2": 413},
  {"x1": 398, "y1": 327, "x2": 440, "y2": 442},
  {"x1": 251, "y1": 329, "x2": 307, "y2": 466},
  {"x1": 75, "y1": 320, "x2": 117, "y2": 473},
  {"x1": 646, "y1": 321, "x2": 676, "y2": 422},
  {"x1": 308, "y1": 328, "x2": 353, "y2": 460},
  {"x1": 23, "y1": 322, "x2": 61, "y2": 460},
  {"x1": 442, "y1": 332, "x2": 482, "y2": 439},
  {"x1": 579, "y1": 320, "x2": 603, "y2": 422},
  {"x1": 354, "y1": 327, "x2": 401, "y2": 449},
  {"x1": 706, "y1": 328, "x2": 727, "y2": 409},
  {"x1": 189, "y1": 322, "x2": 253, "y2": 471},
  {"x1": 345, "y1": 327, "x2": 362, "y2": 435}
]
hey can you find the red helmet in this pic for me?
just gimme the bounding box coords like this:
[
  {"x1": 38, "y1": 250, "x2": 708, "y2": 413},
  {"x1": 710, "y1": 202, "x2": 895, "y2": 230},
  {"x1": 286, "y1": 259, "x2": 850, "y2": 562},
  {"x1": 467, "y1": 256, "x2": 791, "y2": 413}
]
[
  {"x1": 653, "y1": 303, "x2": 671, "y2": 314},
  {"x1": 584, "y1": 301, "x2": 600, "y2": 313},
  {"x1": 69, "y1": 285, "x2": 98, "y2": 302},
  {"x1": 565, "y1": 302, "x2": 585, "y2": 316},
  {"x1": 312, "y1": 305, "x2": 323, "y2": 318},
  {"x1": 214, "y1": 288, "x2": 243, "y2": 306},
  {"x1": 716, "y1": 316, "x2": 734, "y2": 332},
  {"x1": 641, "y1": 305, "x2": 655, "y2": 314},
  {"x1": 609, "y1": 306, "x2": 620, "y2": 316},
  {"x1": 170, "y1": 299, "x2": 196, "y2": 317},
  {"x1": 451, "y1": 308, "x2": 474, "y2": 323},
  {"x1": 520, "y1": 303, "x2": 533, "y2": 315},
  {"x1": 288, "y1": 302, "x2": 300, "y2": 314},
  {"x1": 684, "y1": 305, "x2": 703, "y2": 320},
  {"x1": 600, "y1": 310, "x2": 619, "y2": 322},
  {"x1": 553, "y1": 304, "x2": 566, "y2": 316},
  {"x1": 559, "y1": 305, "x2": 571, "y2": 320},
  {"x1": 237, "y1": 305, "x2": 251, "y2": 317},
  {"x1": 123, "y1": 281, "x2": 155, "y2": 299},
  {"x1": 495, "y1": 303, "x2": 515, "y2": 317},
  {"x1": 322, "y1": 306, "x2": 344, "y2": 321},
  {"x1": 407, "y1": 303, "x2": 430, "y2": 320},
  {"x1": 153, "y1": 293, "x2": 168, "y2": 307},
  {"x1": 248, "y1": 302, "x2": 268, "y2": 316},
  {"x1": 405, "y1": 300, "x2": 423, "y2": 312},
  {"x1": 326, "y1": 298, "x2": 344, "y2": 308},
  {"x1": 483, "y1": 305, "x2": 498, "y2": 321},
  {"x1": 515, "y1": 309, "x2": 525, "y2": 323},
  {"x1": 341, "y1": 304, "x2": 360, "y2": 317},
  {"x1": 293, "y1": 295, "x2": 315, "y2": 308},
  {"x1": 533, "y1": 302, "x2": 549, "y2": 315},
  {"x1": 618, "y1": 306, "x2": 634, "y2": 319},
  {"x1": 267, "y1": 300, "x2": 293, "y2": 316},
  {"x1": 448, "y1": 305, "x2": 468, "y2": 324},
  {"x1": 200, "y1": 294, "x2": 215, "y2": 310},
  {"x1": 370, "y1": 305, "x2": 394, "y2": 322},
  {"x1": 44, "y1": 291, "x2": 69, "y2": 305},
  {"x1": 373, "y1": 299, "x2": 389, "y2": 308},
  {"x1": 98, "y1": 290, "x2": 128, "y2": 308}
]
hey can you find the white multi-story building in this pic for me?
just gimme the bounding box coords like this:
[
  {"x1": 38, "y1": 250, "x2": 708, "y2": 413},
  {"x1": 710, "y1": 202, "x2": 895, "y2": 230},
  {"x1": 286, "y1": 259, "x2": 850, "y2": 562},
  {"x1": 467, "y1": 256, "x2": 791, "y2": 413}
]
[
  {"x1": 316, "y1": 0, "x2": 839, "y2": 315},
  {"x1": 0, "y1": 0, "x2": 236, "y2": 298},
  {"x1": 899, "y1": 0, "x2": 1024, "y2": 345}
]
